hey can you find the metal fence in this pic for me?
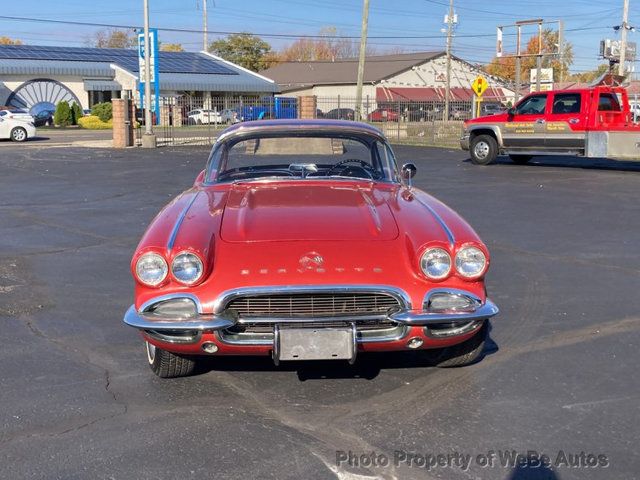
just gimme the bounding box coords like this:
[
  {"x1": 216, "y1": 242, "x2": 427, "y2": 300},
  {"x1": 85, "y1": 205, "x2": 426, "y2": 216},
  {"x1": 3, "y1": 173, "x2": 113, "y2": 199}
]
[{"x1": 135, "y1": 95, "x2": 485, "y2": 148}]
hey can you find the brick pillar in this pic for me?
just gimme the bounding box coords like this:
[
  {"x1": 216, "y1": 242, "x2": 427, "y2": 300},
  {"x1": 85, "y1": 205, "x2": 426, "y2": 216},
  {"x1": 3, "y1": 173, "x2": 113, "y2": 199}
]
[
  {"x1": 174, "y1": 106, "x2": 183, "y2": 127},
  {"x1": 112, "y1": 99, "x2": 135, "y2": 148},
  {"x1": 297, "y1": 96, "x2": 317, "y2": 119},
  {"x1": 160, "y1": 104, "x2": 171, "y2": 126}
]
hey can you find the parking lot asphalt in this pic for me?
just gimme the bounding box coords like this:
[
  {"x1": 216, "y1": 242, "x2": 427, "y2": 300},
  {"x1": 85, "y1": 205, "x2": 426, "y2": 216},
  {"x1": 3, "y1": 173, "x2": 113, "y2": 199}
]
[{"x1": 0, "y1": 145, "x2": 639, "y2": 479}]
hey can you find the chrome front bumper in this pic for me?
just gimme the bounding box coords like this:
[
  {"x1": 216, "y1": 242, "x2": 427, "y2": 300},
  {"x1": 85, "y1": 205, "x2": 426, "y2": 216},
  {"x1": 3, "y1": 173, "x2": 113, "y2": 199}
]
[
  {"x1": 123, "y1": 299, "x2": 499, "y2": 332},
  {"x1": 460, "y1": 133, "x2": 470, "y2": 151}
]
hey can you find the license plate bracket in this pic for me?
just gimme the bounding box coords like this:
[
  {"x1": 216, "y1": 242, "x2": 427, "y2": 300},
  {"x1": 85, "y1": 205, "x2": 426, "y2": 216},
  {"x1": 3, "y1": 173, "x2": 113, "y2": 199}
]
[{"x1": 274, "y1": 324, "x2": 356, "y2": 364}]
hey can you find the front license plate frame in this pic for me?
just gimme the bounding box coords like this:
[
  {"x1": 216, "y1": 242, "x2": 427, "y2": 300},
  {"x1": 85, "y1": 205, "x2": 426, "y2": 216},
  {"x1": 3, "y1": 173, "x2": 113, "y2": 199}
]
[{"x1": 274, "y1": 324, "x2": 357, "y2": 364}]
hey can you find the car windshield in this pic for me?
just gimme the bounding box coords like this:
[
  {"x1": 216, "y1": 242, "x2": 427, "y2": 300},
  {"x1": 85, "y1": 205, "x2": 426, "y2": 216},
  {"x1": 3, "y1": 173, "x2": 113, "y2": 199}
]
[{"x1": 207, "y1": 132, "x2": 398, "y2": 183}]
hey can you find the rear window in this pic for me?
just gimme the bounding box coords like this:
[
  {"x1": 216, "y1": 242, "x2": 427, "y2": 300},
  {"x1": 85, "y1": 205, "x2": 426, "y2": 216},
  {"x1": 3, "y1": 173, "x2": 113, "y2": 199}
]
[
  {"x1": 552, "y1": 94, "x2": 581, "y2": 114},
  {"x1": 598, "y1": 93, "x2": 622, "y2": 112}
]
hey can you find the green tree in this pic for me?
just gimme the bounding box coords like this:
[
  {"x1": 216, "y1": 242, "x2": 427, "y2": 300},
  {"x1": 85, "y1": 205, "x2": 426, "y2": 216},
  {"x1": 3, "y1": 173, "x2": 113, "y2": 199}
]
[
  {"x1": 91, "y1": 102, "x2": 113, "y2": 122},
  {"x1": 54, "y1": 101, "x2": 72, "y2": 127},
  {"x1": 88, "y1": 29, "x2": 136, "y2": 49},
  {"x1": 71, "y1": 103, "x2": 83, "y2": 125},
  {"x1": 209, "y1": 33, "x2": 274, "y2": 71}
]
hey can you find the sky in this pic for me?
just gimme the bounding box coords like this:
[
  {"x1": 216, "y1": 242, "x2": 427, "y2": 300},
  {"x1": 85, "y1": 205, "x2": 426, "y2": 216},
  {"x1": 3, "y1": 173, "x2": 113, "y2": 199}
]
[{"x1": 0, "y1": 0, "x2": 637, "y2": 74}]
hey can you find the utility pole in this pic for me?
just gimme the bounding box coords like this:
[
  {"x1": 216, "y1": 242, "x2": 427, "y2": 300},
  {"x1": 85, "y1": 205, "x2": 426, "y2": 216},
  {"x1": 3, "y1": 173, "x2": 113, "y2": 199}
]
[
  {"x1": 203, "y1": 0, "x2": 208, "y2": 51},
  {"x1": 142, "y1": 0, "x2": 156, "y2": 148},
  {"x1": 355, "y1": 0, "x2": 370, "y2": 122},
  {"x1": 619, "y1": 0, "x2": 630, "y2": 77},
  {"x1": 444, "y1": 0, "x2": 454, "y2": 121}
]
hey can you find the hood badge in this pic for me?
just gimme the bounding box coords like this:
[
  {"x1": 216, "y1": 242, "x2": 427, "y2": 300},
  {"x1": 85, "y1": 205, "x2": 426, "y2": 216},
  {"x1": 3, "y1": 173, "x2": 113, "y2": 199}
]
[{"x1": 299, "y1": 252, "x2": 324, "y2": 271}]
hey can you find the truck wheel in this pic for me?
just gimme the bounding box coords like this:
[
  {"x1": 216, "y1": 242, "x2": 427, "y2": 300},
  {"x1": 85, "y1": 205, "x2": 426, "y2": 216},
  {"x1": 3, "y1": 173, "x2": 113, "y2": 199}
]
[
  {"x1": 145, "y1": 341, "x2": 197, "y2": 378},
  {"x1": 434, "y1": 322, "x2": 487, "y2": 367},
  {"x1": 470, "y1": 135, "x2": 498, "y2": 165},
  {"x1": 509, "y1": 155, "x2": 532, "y2": 164}
]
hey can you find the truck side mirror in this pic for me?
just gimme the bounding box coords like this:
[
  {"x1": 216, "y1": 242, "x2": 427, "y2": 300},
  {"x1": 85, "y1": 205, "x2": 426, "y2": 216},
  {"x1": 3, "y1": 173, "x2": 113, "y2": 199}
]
[{"x1": 507, "y1": 107, "x2": 515, "y2": 117}]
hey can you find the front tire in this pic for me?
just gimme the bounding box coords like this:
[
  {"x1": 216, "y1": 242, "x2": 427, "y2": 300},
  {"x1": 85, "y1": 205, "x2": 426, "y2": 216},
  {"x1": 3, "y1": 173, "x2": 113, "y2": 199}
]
[
  {"x1": 145, "y1": 341, "x2": 197, "y2": 378},
  {"x1": 509, "y1": 154, "x2": 532, "y2": 164},
  {"x1": 470, "y1": 134, "x2": 498, "y2": 165},
  {"x1": 434, "y1": 322, "x2": 487, "y2": 367},
  {"x1": 10, "y1": 127, "x2": 27, "y2": 142}
]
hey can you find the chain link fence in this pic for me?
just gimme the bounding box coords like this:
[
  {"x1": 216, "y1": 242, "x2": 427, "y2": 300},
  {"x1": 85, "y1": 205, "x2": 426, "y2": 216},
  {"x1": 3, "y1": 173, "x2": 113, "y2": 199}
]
[{"x1": 135, "y1": 94, "x2": 490, "y2": 148}]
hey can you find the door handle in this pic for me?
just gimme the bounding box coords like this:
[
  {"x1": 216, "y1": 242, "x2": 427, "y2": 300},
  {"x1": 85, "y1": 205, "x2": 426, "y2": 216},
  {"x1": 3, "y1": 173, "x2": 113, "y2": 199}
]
[
  {"x1": 535, "y1": 119, "x2": 546, "y2": 124},
  {"x1": 569, "y1": 118, "x2": 580, "y2": 124}
]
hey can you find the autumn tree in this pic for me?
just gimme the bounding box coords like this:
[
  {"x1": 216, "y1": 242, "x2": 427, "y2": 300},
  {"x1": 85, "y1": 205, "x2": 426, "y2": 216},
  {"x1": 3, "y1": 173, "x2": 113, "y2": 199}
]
[
  {"x1": 160, "y1": 43, "x2": 184, "y2": 52},
  {"x1": 568, "y1": 64, "x2": 609, "y2": 83},
  {"x1": 279, "y1": 27, "x2": 377, "y2": 62},
  {"x1": 0, "y1": 37, "x2": 23, "y2": 45},
  {"x1": 88, "y1": 29, "x2": 137, "y2": 49},
  {"x1": 486, "y1": 29, "x2": 573, "y2": 82},
  {"x1": 209, "y1": 33, "x2": 274, "y2": 71}
]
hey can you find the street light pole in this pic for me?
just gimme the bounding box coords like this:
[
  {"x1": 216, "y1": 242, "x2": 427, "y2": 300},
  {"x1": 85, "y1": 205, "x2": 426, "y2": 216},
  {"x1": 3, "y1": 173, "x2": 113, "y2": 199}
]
[
  {"x1": 142, "y1": 0, "x2": 156, "y2": 147},
  {"x1": 355, "y1": 0, "x2": 370, "y2": 122},
  {"x1": 619, "y1": 0, "x2": 630, "y2": 77},
  {"x1": 203, "y1": 0, "x2": 208, "y2": 51}
]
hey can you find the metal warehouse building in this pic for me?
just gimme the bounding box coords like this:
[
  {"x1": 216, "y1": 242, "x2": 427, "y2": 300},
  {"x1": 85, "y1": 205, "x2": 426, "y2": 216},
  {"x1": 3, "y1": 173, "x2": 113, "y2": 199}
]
[{"x1": 0, "y1": 44, "x2": 278, "y2": 117}]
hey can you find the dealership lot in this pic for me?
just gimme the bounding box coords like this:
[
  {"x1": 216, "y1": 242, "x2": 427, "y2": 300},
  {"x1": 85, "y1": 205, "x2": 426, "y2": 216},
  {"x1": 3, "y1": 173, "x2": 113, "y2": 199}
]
[{"x1": 1, "y1": 145, "x2": 639, "y2": 479}]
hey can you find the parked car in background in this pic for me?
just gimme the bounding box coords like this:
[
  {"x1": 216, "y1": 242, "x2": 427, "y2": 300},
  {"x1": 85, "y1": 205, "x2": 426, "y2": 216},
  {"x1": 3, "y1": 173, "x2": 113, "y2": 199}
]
[
  {"x1": 0, "y1": 110, "x2": 36, "y2": 142},
  {"x1": 220, "y1": 108, "x2": 241, "y2": 124},
  {"x1": 480, "y1": 103, "x2": 504, "y2": 116},
  {"x1": 0, "y1": 107, "x2": 34, "y2": 124},
  {"x1": 324, "y1": 108, "x2": 355, "y2": 120},
  {"x1": 367, "y1": 107, "x2": 399, "y2": 122},
  {"x1": 405, "y1": 106, "x2": 440, "y2": 122},
  {"x1": 33, "y1": 109, "x2": 55, "y2": 127},
  {"x1": 449, "y1": 106, "x2": 472, "y2": 120},
  {"x1": 83, "y1": 109, "x2": 92, "y2": 116},
  {"x1": 240, "y1": 97, "x2": 298, "y2": 121},
  {"x1": 316, "y1": 109, "x2": 325, "y2": 118},
  {"x1": 123, "y1": 119, "x2": 498, "y2": 378},
  {"x1": 187, "y1": 109, "x2": 222, "y2": 125}
]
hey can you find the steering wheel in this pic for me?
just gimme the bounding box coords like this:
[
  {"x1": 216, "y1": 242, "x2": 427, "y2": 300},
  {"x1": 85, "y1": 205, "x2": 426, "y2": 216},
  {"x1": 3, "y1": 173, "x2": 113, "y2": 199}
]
[{"x1": 326, "y1": 159, "x2": 376, "y2": 179}]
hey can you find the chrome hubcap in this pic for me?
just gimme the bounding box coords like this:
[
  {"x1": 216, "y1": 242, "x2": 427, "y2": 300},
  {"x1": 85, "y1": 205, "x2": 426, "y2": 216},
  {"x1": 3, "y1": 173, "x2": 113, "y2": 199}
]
[
  {"x1": 145, "y1": 341, "x2": 156, "y2": 364},
  {"x1": 473, "y1": 141, "x2": 490, "y2": 159},
  {"x1": 12, "y1": 129, "x2": 26, "y2": 141}
]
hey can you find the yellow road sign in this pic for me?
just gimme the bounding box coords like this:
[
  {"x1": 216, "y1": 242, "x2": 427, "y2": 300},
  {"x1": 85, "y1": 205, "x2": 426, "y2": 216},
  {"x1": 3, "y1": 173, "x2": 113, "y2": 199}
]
[{"x1": 472, "y1": 76, "x2": 488, "y2": 97}]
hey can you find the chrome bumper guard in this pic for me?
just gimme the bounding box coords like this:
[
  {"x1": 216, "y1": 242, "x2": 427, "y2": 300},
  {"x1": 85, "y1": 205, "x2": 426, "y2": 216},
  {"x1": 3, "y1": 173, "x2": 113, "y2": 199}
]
[{"x1": 123, "y1": 298, "x2": 498, "y2": 332}]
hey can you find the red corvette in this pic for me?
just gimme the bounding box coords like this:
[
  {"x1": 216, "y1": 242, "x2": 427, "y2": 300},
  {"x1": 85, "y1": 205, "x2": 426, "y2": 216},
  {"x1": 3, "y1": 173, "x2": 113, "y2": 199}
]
[{"x1": 124, "y1": 119, "x2": 498, "y2": 377}]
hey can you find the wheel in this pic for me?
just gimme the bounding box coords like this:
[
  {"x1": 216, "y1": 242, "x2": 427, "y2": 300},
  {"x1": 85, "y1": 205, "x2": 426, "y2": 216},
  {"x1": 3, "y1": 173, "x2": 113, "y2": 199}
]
[
  {"x1": 470, "y1": 134, "x2": 498, "y2": 165},
  {"x1": 10, "y1": 127, "x2": 27, "y2": 142},
  {"x1": 197, "y1": 119, "x2": 203, "y2": 125},
  {"x1": 434, "y1": 321, "x2": 488, "y2": 367},
  {"x1": 509, "y1": 154, "x2": 532, "y2": 164},
  {"x1": 145, "y1": 341, "x2": 197, "y2": 378}
]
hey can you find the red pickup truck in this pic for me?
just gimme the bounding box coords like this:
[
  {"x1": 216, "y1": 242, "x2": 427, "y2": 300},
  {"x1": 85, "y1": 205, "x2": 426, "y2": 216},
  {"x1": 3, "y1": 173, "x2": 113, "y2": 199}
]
[{"x1": 461, "y1": 86, "x2": 640, "y2": 165}]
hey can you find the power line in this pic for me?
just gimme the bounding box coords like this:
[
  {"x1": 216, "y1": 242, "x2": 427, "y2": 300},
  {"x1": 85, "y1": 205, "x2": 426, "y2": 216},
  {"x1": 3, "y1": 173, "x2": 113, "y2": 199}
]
[{"x1": 0, "y1": 15, "x2": 612, "y2": 40}]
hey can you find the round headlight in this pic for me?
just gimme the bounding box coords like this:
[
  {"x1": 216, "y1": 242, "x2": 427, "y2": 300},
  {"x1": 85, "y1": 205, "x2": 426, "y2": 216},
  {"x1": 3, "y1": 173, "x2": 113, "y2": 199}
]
[
  {"x1": 420, "y1": 248, "x2": 452, "y2": 280},
  {"x1": 455, "y1": 246, "x2": 487, "y2": 278},
  {"x1": 171, "y1": 252, "x2": 203, "y2": 285},
  {"x1": 135, "y1": 253, "x2": 168, "y2": 286}
]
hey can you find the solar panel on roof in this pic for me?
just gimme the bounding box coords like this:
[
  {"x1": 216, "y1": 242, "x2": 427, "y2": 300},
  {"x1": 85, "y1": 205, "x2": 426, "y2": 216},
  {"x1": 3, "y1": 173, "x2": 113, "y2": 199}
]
[{"x1": 0, "y1": 45, "x2": 238, "y2": 75}]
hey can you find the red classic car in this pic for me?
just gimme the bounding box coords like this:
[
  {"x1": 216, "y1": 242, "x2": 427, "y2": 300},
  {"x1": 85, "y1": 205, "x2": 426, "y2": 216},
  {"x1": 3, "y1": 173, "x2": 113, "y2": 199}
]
[
  {"x1": 124, "y1": 119, "x2": 498, "y2": 377},
  {"x1": 367, "y1": 108, "x2": 399, "y2": 122}
]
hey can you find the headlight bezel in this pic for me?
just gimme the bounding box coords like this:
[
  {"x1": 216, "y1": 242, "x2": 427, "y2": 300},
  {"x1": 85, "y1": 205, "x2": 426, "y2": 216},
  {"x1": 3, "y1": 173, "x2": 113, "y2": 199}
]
[
  {"x1": 454, "y1": 245, "x2": 487, "y2": 279},
  {"x1": 135, "y1": 252, "x2": 169, "y2": 287},
  {"x1": 419, "y1": 246, "x2": 452, "y2": 281},
  {"x1": 171, "y1": 251, "x2": 204, "y2": 285}
]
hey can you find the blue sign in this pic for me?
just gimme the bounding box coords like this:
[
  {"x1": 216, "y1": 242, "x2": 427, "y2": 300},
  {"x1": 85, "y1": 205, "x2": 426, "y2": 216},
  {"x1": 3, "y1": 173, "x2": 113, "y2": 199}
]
[{"x1": 138, "y1": 29, "x2": 160, "y2": 125}]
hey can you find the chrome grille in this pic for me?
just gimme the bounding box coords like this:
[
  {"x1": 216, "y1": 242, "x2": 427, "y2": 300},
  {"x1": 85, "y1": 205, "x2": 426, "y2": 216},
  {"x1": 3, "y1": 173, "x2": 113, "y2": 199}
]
[{"x1": 226, "y1": 292, "x2": 402, "y2": 319}]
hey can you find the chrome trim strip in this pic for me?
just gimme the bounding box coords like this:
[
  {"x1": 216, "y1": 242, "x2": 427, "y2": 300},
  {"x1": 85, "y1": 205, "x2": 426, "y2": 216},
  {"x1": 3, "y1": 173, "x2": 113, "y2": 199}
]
[
  {"x1": 349, "y1": 323, "x2": 357, "y2": 364},
  {"x1": 424, "y1": 319, "x2": 484, "y2": 338},
  {"x1": 212, "y1": 284, "x2": 412, "y2": 313},
  {"x1": 139, "y1": 293, "x2": 203, "y2": 314},
  {"x1": 422, "y1": 288, "x2": 482, "y2": 312},
  {"x1": 123, "y1": 305, "x2": 235, "y2": 331},
  {"x1": 167, "y1": 192, "x2": 200, "y2": 251},
  {"x1": 389, "y1": 298, "x2": 499, "y2": 326},
  {"x1": 144, "y1": 330, "x2": 203, "y2": 344},
  {"x1": 272, "y1": 324, "x2": 280, "y2": 366},
  {"x1": 414, "y1": 197, "x2": 455, "y2": 247},
  {"x1": 236, "y1": 314, "x2": 391, "y2": 325}
]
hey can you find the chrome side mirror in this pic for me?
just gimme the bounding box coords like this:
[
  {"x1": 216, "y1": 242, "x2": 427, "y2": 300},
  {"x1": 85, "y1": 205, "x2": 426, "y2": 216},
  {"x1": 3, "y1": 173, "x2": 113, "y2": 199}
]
[{"x1": 401, "y1": 163, "x2": 417, "y2": 188}]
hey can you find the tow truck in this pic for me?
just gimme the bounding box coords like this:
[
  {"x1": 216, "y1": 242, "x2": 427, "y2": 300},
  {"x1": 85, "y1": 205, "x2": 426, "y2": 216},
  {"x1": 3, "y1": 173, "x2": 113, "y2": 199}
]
[{"x1": 461, "y1": 80, "x2": 640, "y2": 165}]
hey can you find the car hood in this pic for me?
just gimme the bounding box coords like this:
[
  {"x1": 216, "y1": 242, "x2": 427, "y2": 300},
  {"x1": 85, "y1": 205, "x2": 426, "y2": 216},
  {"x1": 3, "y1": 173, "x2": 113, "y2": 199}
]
[{"x1": 220, "y1": 182, "x2": 399, "y2": 242}]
